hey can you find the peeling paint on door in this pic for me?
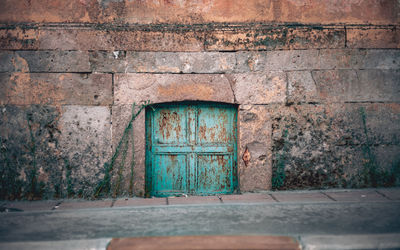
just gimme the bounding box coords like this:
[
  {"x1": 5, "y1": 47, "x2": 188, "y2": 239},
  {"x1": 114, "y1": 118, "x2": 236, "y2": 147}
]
[{"x1": 145, "y1": 102, "x2": 238, "y2": 197}]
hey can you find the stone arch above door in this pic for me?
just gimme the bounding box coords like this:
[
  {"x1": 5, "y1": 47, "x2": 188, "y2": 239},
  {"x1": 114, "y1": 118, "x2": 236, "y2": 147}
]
[{"x1": 114, "y1": 74, "x2": 236, "y2": 105}]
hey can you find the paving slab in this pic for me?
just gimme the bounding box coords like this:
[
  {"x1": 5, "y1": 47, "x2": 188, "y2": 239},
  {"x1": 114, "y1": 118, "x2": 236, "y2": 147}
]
[
  {"x1": 56, "y1": 200, "x2": 113, "y2": 210},
  {"x1": 270, "y1": 192, "x2": 333, "y2": 203},
  {"x1": 167, "y1": 196, "x2": 221, "y2": 205},
  {"x1": 0, "y1": 238, "x2": 111, "y2": 250},
  {"x1": 114, "y1": 198, "x2": 167, "y2": 207},
  {"x1": 221, "y1": 193, "x2": 276, "y2": 203},
  {"x1": 377, "y1": 189, "x2": 400, "y2": 200},
  {"x1": 301, "y1": 233, "x2": 400, "y2": 250},
  {"x1": 324, "y1": 190, "x2": 388, "y2": 202},
  {"x1": 107, "y1": 235, "x2": 300, "y2": 250},
  {"x1": 1, "y1": 200, "x2": 59, "y2": 212}
]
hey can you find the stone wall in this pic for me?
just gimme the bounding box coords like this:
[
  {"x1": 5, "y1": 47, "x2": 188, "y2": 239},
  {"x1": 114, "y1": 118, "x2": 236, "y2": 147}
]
[{"x1": 0, "y1": 0, "x2": 399, "y2": 199}]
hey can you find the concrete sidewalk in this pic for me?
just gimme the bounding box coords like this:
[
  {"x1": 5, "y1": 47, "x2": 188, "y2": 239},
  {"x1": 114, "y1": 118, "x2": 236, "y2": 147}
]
[
  {"x1": 2, "y1": 188, "x2": 399, "y2": 212},
  {"x1": 1, "y1": 188, "x2": 400, "y2": 250}
]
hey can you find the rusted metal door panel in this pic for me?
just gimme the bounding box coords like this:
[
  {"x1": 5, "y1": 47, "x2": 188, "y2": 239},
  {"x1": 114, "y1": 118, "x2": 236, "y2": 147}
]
[
  {"x1": 197, "y1": 154, "x2": 232, "y2": 194},
  {"x1": 153, "y1": 106, "x2": 187, "y2": 145},
  {"x1": 146, "y1": 102, "x2": 237, "y2": 197},
  {"x1": 153, "y1": 154, "x2": 187, "y2": 194},
  {"x1": 198, "y1": 107, "x2": 233, "y2": 144}
]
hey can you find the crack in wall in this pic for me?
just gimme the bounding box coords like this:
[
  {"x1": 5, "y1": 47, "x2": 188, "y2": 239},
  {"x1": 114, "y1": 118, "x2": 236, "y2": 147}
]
[
  {"x1": 224, "y1": 74, "x2": 238, "y2": 103},
  {"x1": 284, "y1": 71, "x2": 290, "y2": 105}
]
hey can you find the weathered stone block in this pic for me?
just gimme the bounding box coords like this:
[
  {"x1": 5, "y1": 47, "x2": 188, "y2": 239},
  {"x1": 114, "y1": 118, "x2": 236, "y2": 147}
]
[
  {"x1": 176, "y1": 52, "x2": 236, "y2": 73},
  {"x1": 311, "y1": 70, "x2": 358, "y2": 103},
  {"x1": 0, "y1": 51, "x2": 15, "y2": 72},
  {"x1": 238, "y1": 105, "x2": 272, "y2": 191},
  {"x1": 268, "y1": 103, "x2": 400, "y2": 189},
  {"x1": 356, "y1": 70, "x2": 400, "y2": 102},
  {"x1": 330, "y1": 105, "x2": 368, "y2": 146},
  {"x1": 0, "y1": 28, "x2": 39, "y2": 50},
  {"x1": 125, "y1": 52, "x2": 236, "y2": 73},
  {"x1": 205, "y1": 27, "x2": 345, "y2": 51},
  {"x1": 0, "y1": 73, "x2": 112, "y2": 105},
  {"x1": 327, "y1": 104, "x2": 399, "y2": 147},
  {"x1": 0, "y1": 51, "x2": 90, "y2": 73},
  {"x1": 360, "y1": 49, "x2": 400, "y2": 69},
  {"x1": 110, "y1": 104, "x2": 146, "y2": 197},
  {"x1": 318, "y1": 49, "x2": 365, "y2": 70},
  {"x1": 232, "y1": 49, "x2": 399, "y2": 72},
  {"x1": 271, "y1": 104, "x2": 357, "y2": 145},
  {"x1": 311, "y1": 69, "x2": 400, "y2": 103},
  {"x1": 114, "y1": 73, "x2": 234, "y2": 104},
  {"x1": 39, "y1": 29, "x2": 204, "y2": 51},
  {"x1": 229, "y1": 72, "x2": 286, "y2": 104},
  {"x1": 235, "y1": 49, "x2": 400, "y2": 72},
  {"x1": 319, "y1": 49, "x2": 400, "y2": 70},
  {"x1": 363, "y1": 104, "x2": 400, "y2": 145},
  {"x1": 270, "y1": 103, "x2": 398, "y2": 148},
  {"x1": 373, "y1": 145, "x2": 400, "y2": 180},
  {"x1": 90, "y1": 51, "x2": 184, "y2": 73},
  {"x1": 287, "y1": 71, "x2": 318, "y2": 104},
  {"x1": 339, "y1": 144, "x2": 400, "y2": 188},
  {"x1": 90, "y1": 52, "x2": 237, "y2": 73},
  {"x1": 265, "y1": 50, "x2": 320, "y2": 71},
  {"x1": 89, "y1": 51, "x2": 134, "y2": 73},
  {"x1": 0, "y1": 105, "x2": 63, "y2": 200},
  {"x1": 130, "y1": 52, "x2": 182, "y2": 73},
  {"x1": 347, "y1": 28, "x2": 400, "y2": 49},
  {"x1": 15, "y1": 51, "x2": 90, "y2": 72},
  {"x1": 59, "y1": 106, "x2": 112, "y2": 198},
  {"x1": 0, "y1": 52, "x2": 30, "y2": 72},
  {"x1": 269, "y1": 104, "x2": 359, "y2": 189},
  {"x1": 234, "y1": 52, "x2": 268, "y2": 72}
]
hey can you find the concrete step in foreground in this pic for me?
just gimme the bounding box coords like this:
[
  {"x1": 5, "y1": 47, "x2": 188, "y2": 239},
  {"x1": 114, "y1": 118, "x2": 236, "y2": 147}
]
[
  {"x1": 2, "y1": 234, "x2": 400, "y2": 250},
  {"x1": 107, "y1": 235, "x2": 301, "y2": 250}
]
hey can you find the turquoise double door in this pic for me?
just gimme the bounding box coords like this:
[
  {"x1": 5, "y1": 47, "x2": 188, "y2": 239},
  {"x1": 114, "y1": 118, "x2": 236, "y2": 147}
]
[{"x1": 145, "y1": 102, "x2": 238, "y2": 197}]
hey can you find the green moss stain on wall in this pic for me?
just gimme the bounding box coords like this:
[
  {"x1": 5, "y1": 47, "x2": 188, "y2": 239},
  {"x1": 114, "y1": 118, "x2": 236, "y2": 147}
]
[{"x1": 94, "y1": 102, "x2": 150, "y2": 198}]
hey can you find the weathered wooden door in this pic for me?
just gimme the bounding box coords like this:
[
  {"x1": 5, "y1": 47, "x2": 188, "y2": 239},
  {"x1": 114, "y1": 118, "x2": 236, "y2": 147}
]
[{"x1": 145, "y1": 102, "x2": 237, "y2": 197}]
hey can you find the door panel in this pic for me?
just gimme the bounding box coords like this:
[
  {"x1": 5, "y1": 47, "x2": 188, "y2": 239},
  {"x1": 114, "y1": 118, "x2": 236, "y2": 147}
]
[
  {"x1": 153, "y1": 154, "x2": 187, "y2": 194},
  {"x1": 197, "y1": 154, "x2": 232, "y2": 194},
  {"x1": 146, "y1": 102, "x2": 237, "y2": 197},
  {"x1": 153, "y1": 106, "x2": 187, "y2": 145},
  {"x1": 198, "y1": 106, "x2": 233, "y2": 144}
]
